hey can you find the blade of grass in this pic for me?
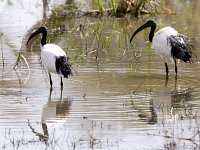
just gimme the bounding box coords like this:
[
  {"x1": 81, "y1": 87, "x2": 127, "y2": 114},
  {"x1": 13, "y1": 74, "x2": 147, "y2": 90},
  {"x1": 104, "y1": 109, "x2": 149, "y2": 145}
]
[
  {"x1": 111, "y1": 0, "x2": 116, "y2": 13},
  {"x1": 96, "y1": 0, "x2": 103, "y2": 15}
]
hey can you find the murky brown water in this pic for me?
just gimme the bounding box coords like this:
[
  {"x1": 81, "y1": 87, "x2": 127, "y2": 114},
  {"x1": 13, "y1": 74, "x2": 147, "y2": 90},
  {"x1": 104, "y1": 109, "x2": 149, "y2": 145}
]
[{"x1": 1, "y1": 0, "x2": 200, "y2": 149}]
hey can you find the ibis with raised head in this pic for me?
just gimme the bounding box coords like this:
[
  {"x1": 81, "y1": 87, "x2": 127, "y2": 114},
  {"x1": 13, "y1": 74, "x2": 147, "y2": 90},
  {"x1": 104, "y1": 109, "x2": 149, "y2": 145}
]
[
  {"x1": 130, "y1": 19, "x2": 192, "y2": 78},
  {"x1": 27, "y1": 27, "x2": 72, "y2": 90}
]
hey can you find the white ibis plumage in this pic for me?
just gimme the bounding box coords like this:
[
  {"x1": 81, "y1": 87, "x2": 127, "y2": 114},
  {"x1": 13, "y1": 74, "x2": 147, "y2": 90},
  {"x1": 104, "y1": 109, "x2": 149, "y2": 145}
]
[
  {"x1": 27, "y1": 27, "x2": 72, "y2": 90},
  {"x1": 130, "y1": 19, "x2": 192, "y2": 78}
]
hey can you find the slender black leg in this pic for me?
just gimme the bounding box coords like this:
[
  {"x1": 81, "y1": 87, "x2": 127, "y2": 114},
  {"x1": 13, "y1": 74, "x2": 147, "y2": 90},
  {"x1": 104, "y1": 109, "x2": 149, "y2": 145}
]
[
  {"x1": 175, "y1": 76, "x2": 177, "y2": 89},
  {"x1": 165, "y1": 77, "x2": 169, "y2": 87},
  {"x1": 60, "y1": 77, "x2": 63, "y2": 90},
  {"x1": 49, "y1": 87, "x2": 52, "y2": 100},
  {"x1": 165, "y1": 62, "x2": 169, "y2": 79},
  {"x1": 174, "y1": 59, "x2": 178, "y2": 79},
  {"x1": 49, "y1": 73, "x2": 52, "y2": 91},
  {"x1": 60, "y1": 86, "x2": 63, "y2": 99}
]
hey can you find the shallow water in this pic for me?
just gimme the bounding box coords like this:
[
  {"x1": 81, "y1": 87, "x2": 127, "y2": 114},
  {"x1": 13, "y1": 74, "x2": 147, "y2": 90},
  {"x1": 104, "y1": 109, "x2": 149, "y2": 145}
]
[{"x1": 1, "y1": 0, "x2": 200, "y2": 149}]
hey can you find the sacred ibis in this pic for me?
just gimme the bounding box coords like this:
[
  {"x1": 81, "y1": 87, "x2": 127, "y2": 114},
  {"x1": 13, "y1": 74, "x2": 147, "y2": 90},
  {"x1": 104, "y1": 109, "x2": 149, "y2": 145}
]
[
  {"x1": 27, "y1": 27, "x2": 72, "y2": 90},
  {"x1": 130, "y1": 19, "x2": 192, "y2": 78}
]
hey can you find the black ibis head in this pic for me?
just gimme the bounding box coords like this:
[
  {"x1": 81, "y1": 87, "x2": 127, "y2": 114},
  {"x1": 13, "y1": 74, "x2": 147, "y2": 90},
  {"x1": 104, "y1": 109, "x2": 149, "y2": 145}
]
[
  {"x1": 27, "y1": 26, "x2": 47, "y2": 46},
  {"x1": 130, "y1": 19, "x2": 157, "y2": 43}
]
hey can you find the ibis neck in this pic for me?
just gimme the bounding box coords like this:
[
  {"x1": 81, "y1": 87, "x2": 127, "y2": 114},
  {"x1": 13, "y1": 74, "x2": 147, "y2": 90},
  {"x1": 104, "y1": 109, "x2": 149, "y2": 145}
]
[
  {"x1": 41, "y1": 31, "x2": 47, "y2": 46},
  {"x1": 149, "y1": 27, "x2": 155, "y2": 42}
]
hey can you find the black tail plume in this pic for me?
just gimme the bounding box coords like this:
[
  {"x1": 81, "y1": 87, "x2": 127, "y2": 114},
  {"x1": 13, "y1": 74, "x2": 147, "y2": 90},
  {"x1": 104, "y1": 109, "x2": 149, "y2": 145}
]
[
  {"x1": 168, "y1": 35, "x2": 192, "y2": 63},
  {"x1": 55, "y1": 56, "x2": 72, "y2": 78}
]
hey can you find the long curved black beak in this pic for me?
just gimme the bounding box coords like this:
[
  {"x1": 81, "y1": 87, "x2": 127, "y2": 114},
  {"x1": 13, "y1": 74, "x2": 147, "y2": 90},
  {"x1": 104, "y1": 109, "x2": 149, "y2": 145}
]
[
  {"x1": 27, "y1": 29, "x2": 41, "y2": 45},
  {"x1": 26, "y1": 27, "x2": 47, "y2": 45},
  {"x1": 130, "y1": 20, "x2": 156, "y2": 43}
]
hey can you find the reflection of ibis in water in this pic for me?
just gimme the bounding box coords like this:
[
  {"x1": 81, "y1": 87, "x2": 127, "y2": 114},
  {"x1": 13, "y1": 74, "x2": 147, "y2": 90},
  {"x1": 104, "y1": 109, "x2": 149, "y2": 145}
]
[
  {"x1": 26, "y1": 27, "x2": 72, "y2": 90},
  {"x1": 152, "y1": 79, "x2": 193, "y2": 125},
  {"x1": 130, "y1": 19, "x2": 192, "y2": 78},
  {"x1": 41, "y1": 92, "x2": 71, "y2": 127},
  {"x1": 28, "y1": 92, "x2": 71, "y2": 142},
  {"x1": 41, "y1": 100, "x2": 71, "y2": 127}
]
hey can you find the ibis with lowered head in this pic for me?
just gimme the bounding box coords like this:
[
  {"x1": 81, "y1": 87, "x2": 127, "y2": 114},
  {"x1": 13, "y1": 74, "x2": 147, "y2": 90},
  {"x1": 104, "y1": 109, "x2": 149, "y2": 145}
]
[
  {"x1": 130, "y1": 19, "x2": 192, "y2": 78},
  {"x1": 27, "y1": 27, "x2": 72, "y2": 90}
]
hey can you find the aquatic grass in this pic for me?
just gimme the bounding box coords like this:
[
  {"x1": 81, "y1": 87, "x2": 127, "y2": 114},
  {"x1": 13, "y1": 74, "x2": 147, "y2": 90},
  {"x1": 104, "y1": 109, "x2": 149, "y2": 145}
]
[
  {"x1": 47, "y1": 11, "x2": 146, "y2": 65},
  {"x1": 135, "y1": 0, "x2": 146, "y2": 14},
  {"x1": 93, "y1": 20, "x2": 103, "y2": 60},
  {"x1": 107, "y1": 19, "x2": 116, "y2": 51},
  {"x1": 12, "y1": 52, "x2": 31, "y2": 89},
  {"x1": 14, "y1": 52, "x2": 30, "y2": 71},
  {"x1": 52, "y1": 0, "x2": 176, "y2": 17},
  {"x1": 3, "y1": 123, "x2": 59, "y2": 150},
  {"x1": 111, "y1": 0, "x2": 117, "y2": 13},
  {"x1": 96, "y1": 0, "x2": 104, "y2": 15}
]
